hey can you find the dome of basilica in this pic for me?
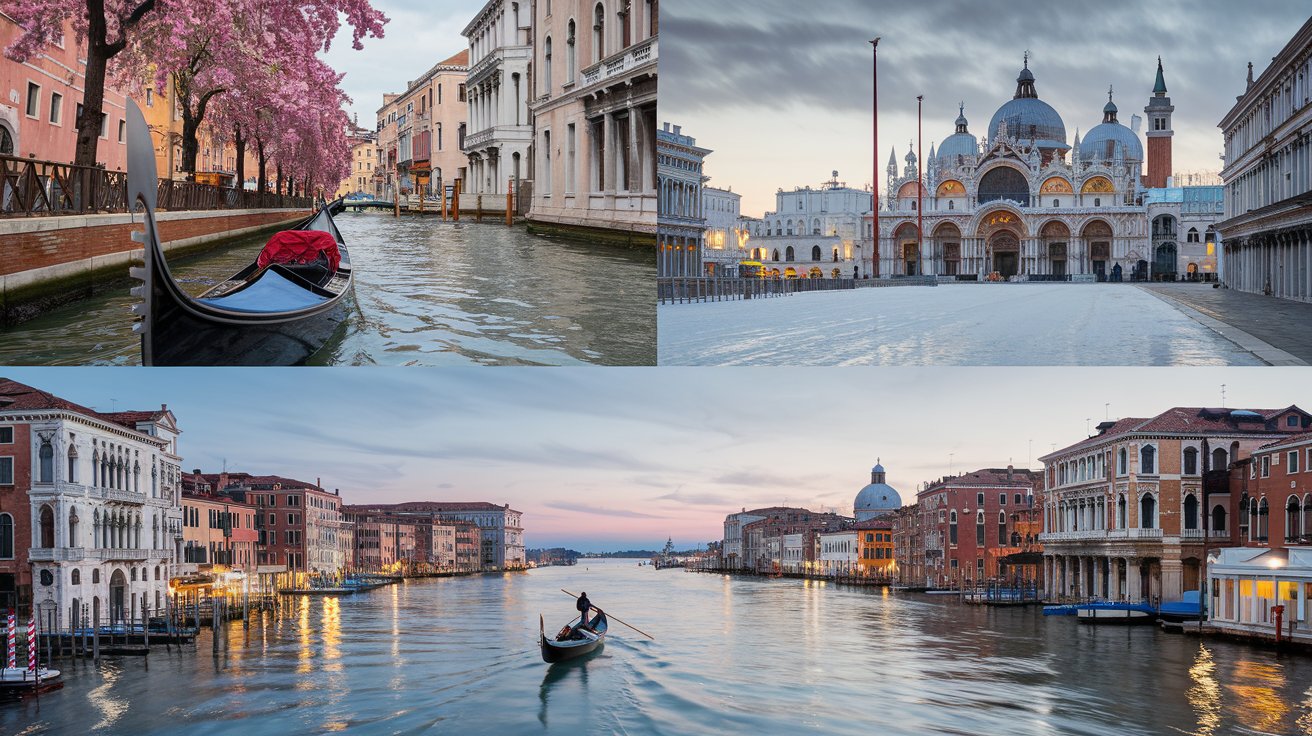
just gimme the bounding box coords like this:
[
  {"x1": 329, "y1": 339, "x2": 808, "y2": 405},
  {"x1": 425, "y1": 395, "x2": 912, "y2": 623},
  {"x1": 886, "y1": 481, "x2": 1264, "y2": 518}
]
[
  {"x1": 1078, "y1": 94, "x2": 1143, "y2": 163},
  {"x1": 855, "y1": 461, "x2": 902, "y2": 521},
  {"x1": 987, "y1": 59, "x2": 1067, "y2": 151},
  {"x1": 937, "y1": 103, "x2": 980, "y2": 164}
]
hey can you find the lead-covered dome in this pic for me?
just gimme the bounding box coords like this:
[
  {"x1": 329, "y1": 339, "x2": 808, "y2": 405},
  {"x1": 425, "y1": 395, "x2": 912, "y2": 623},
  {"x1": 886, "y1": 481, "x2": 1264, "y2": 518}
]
[
  {"x1": 938, "y1": 103, "x2": 979, "y2": 164},
  {"x1": 855, "y1": 460, "x2": 902, "y2": 521},
  {"x1": 988, "y1": 58, "x2": 1067, "y2": 151},
  {"x1": 1079, "y1": 91, "x2": 1143, "y2": 163}
]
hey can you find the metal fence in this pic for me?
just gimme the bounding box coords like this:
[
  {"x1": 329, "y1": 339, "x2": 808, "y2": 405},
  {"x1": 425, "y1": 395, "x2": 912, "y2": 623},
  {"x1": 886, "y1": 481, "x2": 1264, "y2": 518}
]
[
  {"x1": 658, "y1": 277, "x2": 857, "y2": 304},
  {"x1": 0, "y1": 154, "x2": 311, "y2": 217}
]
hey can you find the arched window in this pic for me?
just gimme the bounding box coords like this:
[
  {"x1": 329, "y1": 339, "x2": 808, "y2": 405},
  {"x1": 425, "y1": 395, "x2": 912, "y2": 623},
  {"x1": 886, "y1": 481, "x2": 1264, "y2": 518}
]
[
  {"x1": 593, "y1": 3, "x2": 605, "y2": 62},
  {"x1": 1183, "y1": 447, "x2": 1198, "y2": 475},
  {"x1": 1140, "y1": 445, "x2": 1156, "y2": 474},
  {"x1": 785, "y1": 246, "x2": 795, "y2": 262},
  {"x1": 976, "y1": 511, "x2": 985, "y2": 546},
  {"x1": 832, "y1": 247, "x2": 839, "y2": 262},
  {"x1": 67, "y1": 446, "x2": 78, "y2": 483},
  {"x1": 38, "y1": 440, "x2": 54, "y2": 483},
  {"x1": 1211, "y1": 448, "x2": 1228, "y2": 472},
  {"x1": 543, "y1": 37, "x2": 552, "y2": 91},
  {"x1": 39, "y1": 505, "x2": 55, "y2": 548},
  {"x1": 0, "y1": 513, "x2": 12, "y2": 558},
  {"x1": 71, "y1": 569, "x2": 80, "y2": 585},
  {"x1": 812, "y1": 219, "x2": 820, "y2": 235},
  {"x1": 566, "y1": 20, "x2": 577, "y2": 82},
  {"x1": 1118, "y1": 448, "x2": 1127, "y2": 475},
  {"x1": 1211, "y1": 504, "x2": 1227, "y2": 532},
  {"x1": 92, "y1": 569, "x2": 100, "y2": 584},
  {"x1": 1258, "y1": 497, "x2": 1269, "y2": 541},
  {"x1": 772, "y1": 249, "x2": 779, "y2": 262},
  {"x1": 1139, "y1": 493, "x2": 1157, "y2": 529},
  {"x1": 811, "y1": 245, "x2": 821, "y2": 261},
  {"x1": 1183, "y1": 494, "x2": 1198, "y2": 530},
  {"x1": 1239, "y1": 493, "x2": 1251, "y2": 539},
  {"x1": 68, "y1": 505, "x2": 78, "y2": 546},
  {"x1": 948, "y1": 200, "x2": 955, "y2": 210},
  {"x1": 0, "y1": 124, "x2": 13, "y2": 156},
  {"x1": 1287, "y1": 496, "x2": 1301, "y2": 542},
  {"x1": 1116, "y1": 494, "x2": 1127, "y2": 529},
  {"x1": 949, "y1": 510, "x2": 958, "y2": 545},
  {"x1": 998, "y1": 511, "x2": 1007, "y2": 545},
  {"x1": 155, "y1": 565, "x2": 161, "y2": 581}
]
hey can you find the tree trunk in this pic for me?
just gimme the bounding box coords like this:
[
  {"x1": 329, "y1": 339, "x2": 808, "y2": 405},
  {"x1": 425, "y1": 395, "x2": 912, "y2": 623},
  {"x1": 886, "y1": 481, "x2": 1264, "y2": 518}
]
[
  {"x1": 276, "y1": 164, "x2": 283, "y2": 197},
  {"x1": 75, "y1": 0, "x2": 158, "y2": 168},
  {"x1": 256, "y1": 137, "x2": 267, "y2": 196},
  {"x1": 233, "y1": 124, "x2": 245, "y2": 191}
]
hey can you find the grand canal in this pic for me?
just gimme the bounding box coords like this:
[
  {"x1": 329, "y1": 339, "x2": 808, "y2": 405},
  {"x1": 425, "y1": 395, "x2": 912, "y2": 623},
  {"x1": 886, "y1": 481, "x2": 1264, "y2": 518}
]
[
  {"x1": 0, "y1": 213, "x2": 655, "y2": 366},
  {"x1": 5, "y1": 559, "x2": 1312, "y2": 735}
]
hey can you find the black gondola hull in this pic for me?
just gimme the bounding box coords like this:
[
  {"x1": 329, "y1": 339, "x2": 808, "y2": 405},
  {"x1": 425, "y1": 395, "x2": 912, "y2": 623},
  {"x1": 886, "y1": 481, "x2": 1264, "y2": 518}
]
[{"x1": 540, "y1": 611, "x2": 607, "y2": 664}]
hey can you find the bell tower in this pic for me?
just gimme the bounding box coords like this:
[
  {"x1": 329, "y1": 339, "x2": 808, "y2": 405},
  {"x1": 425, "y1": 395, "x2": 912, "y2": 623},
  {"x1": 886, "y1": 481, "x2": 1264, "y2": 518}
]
[{"x1": 1144, "y1": 56, "x2": 1174, "y2": 188}]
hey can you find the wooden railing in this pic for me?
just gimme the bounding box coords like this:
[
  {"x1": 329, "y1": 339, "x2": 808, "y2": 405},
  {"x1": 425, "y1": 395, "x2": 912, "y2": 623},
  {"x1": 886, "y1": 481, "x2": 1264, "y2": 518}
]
[{"x1": 0, "y1": 154, "x2": 311, "y2": 217}]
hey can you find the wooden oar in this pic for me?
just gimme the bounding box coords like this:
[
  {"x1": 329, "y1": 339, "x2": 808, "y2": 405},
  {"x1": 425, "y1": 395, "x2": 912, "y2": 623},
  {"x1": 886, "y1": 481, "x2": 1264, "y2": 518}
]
[{"x1": 560, "y1": 589, "x2": 655, "y2": 640}]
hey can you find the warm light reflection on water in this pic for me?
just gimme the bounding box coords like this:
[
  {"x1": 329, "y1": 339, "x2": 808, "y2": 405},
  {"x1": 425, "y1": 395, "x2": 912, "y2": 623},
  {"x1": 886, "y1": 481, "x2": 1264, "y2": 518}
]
[{"x1": 7, "y1": 562, "x2": 1312, "y2": 735}]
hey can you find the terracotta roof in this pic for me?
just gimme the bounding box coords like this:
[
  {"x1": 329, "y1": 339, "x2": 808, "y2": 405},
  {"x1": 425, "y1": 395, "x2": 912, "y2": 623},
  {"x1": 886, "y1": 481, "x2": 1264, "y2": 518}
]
[
  {"x1": 363, "y1": 501, "x2": 519, "y2": 514},
  {"x1": 0, "y1": 378, "x2": 167, "y2": 434},
  {"x1": 1259, "y1": 431, "x2": 1312, "y2": 451},
  {"x1": 190, "y1": 471, "x2": 324, "y2": 492},
  {"x1": 1044, "y1": 406, "x2": 1309, "y2": 459},
  {"x1": 854, "y1": 518, "x2": 894, "y2": 530},
  {"x1": 438, "y1": 49, "x2": 469, "y2": 67}
]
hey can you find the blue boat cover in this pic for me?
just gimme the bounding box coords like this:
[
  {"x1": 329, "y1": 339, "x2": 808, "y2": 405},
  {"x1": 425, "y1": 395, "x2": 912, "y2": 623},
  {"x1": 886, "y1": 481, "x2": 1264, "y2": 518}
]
[{"x1": 197, "y1": 270, "x2": 329, "y2": 313}]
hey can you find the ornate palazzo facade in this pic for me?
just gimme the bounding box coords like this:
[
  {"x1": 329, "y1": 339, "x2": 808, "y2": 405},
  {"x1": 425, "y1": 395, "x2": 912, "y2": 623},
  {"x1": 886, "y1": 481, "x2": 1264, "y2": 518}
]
[{"x1": 462, "y1": 0, "x2": 533, "y2": 197}]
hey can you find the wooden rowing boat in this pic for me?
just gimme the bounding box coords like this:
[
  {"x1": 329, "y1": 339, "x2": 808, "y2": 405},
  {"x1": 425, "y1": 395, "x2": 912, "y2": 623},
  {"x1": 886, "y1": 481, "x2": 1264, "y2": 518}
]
[
  {"x1": 540, "y1": 609, "x2": 608, "y2": 663},
  {"x1": 124, "y1": 100, "x2": 354, "y2": 366}
]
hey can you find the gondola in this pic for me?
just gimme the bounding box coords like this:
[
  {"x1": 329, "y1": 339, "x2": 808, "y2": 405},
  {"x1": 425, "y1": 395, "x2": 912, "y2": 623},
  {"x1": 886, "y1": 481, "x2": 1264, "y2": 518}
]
[
  {"x1": 540, "y1": 609, "x2": 608, "y2": 663},
  {"x1": 123, "y1": 100, "x2": 354, "y2": 366}
]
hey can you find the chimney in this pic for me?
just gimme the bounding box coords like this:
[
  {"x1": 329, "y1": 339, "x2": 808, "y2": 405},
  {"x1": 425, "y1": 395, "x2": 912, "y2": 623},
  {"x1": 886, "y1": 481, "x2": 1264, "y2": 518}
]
[
  {"x1": 192, "y1": 468, "x2": 201, "y2": 476},
  {"x1": 662, "y1": 122, "x2": 670, "y2": 133},
  {"x1": 673, "y1": 125, "x2": 682, "y2": 136},
  {"x1": 1007, "y1": 465, "x2": 1014, "y2": 481}
]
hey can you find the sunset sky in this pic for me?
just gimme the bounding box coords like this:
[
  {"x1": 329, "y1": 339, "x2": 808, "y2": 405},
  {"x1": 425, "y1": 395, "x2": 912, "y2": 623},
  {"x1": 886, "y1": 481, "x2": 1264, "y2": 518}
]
[
  {"x1": 662, "y1": 0, "x2": 1308, "y2": 216},
  {"x1": 3, "y1": 368, "x2": 1307, "y2": 552}
]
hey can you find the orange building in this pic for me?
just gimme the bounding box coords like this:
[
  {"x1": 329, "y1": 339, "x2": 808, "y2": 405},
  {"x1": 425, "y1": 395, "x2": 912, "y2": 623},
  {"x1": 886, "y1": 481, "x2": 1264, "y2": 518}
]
[{"x1": 855, "y1": 518, "x2": 896, "y2": 578}]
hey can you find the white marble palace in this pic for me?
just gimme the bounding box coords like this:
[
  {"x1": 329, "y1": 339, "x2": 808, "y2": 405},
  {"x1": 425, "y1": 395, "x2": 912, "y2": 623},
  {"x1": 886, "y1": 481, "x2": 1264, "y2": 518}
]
[{"x1": 873, "y1": 56, "x2": 1193, "y2": 281}]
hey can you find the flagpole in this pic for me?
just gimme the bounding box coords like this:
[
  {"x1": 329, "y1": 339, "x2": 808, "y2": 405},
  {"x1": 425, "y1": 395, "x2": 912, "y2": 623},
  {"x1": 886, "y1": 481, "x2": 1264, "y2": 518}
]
[{"x1": 871, "y1": 38, "x2": 880, "y2": 280}]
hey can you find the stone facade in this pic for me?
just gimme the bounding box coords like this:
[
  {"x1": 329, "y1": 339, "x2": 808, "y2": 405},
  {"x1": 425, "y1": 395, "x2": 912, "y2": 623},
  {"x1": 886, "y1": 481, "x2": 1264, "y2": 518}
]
[
  {"x1": 657, "y1": 122, "x2": 708, "y2": 276},
  {"x1": 462, "y1": 0, "x2": 531, "y2": 198},
  {"x1": 746, "y1": 172, "x2": 871, "y2": 279}
]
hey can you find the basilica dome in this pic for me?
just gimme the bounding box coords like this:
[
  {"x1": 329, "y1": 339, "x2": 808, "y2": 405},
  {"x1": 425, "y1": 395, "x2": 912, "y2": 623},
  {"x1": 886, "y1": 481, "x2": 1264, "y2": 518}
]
[
  {"x1": 987, "y1": 59, "x2": 1068, "y2": 151},
  {"x1": 1079, "y1": 95, "x2": 1143, "y2": 163},
  {"x1": 855, "y1": 461, "x2": 902, "y2": 521},
  {"x1": 937, "y1": 104, "x2": 979, "y2": 164}
]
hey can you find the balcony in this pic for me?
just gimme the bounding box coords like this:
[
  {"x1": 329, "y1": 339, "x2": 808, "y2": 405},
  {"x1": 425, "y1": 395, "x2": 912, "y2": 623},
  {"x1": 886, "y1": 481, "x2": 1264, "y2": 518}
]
[
  {"x1": 29, "y1": 547, "x2": 85, "y2": 562},
  {"x1": 98, "y1": 548, "x2": 152, "y2": 561},
  {"x1": 580, "y1": 38, "x2": 657, "y2": 92},
  {"x1": 463, "y1": 128, "x2": 496, "y2": 150},
  {"x1": 102, "y1": 487, "x2": 147, "y2": 504}
]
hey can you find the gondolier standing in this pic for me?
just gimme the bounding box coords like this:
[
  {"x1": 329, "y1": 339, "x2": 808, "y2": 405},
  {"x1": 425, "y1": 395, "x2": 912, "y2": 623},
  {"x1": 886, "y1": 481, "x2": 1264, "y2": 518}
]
[{"x1": 576, "y1": 592, "x2": 593, "y2": 631}]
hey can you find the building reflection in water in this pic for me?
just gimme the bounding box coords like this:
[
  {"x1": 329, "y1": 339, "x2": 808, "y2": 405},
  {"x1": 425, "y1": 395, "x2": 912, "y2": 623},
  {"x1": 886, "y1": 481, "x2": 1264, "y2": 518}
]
[
  {"x1": 1228, "y1": 659, "x2": 1290, "y2": 734},
  {"x1": 1187, "y1": 645, "x2": 1221, "y2": 736}
]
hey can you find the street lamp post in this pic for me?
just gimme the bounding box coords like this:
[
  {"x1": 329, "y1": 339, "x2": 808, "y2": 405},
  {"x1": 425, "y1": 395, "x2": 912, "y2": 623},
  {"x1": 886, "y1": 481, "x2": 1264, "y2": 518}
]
[{"x1": 871, "y1": 37, "x2": 881, "y2": 280}]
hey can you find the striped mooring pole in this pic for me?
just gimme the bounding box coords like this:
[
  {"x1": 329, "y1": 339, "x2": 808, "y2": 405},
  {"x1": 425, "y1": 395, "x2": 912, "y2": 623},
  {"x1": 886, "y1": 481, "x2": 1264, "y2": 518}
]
[
  {"x1": 26, "y1": 608, "x2": 36, "y2": 672},
  {"x1": 6, "y1": 610, "x2": 14, "y2": 669}
]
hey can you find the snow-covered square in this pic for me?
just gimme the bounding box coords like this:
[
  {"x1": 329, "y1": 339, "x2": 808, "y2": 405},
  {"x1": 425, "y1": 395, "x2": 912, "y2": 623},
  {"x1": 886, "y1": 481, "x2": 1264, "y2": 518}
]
[{"x1": 657, "y1": 283, "x2": 1266, "y2": 366}]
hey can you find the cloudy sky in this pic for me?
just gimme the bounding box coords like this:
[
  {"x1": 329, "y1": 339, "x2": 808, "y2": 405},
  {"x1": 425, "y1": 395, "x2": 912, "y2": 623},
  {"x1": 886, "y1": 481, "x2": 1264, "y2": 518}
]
[
  {"x1": 662, "y1": 0, "x2": 1309, "y2": 217},
  {"x1": 320, "y1": 0, "x2": 484, "y2": 129},
  {"x1": 3, "y1": 367, "x2": 1308, "y2": 552}
]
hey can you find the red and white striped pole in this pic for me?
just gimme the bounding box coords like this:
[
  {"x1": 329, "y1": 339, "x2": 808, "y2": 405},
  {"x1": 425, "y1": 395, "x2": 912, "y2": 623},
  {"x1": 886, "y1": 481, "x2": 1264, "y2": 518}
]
[
  {"x1": 6, "y1": 610, "x2": 14, "y2": 670},
  {"x1": 26, "y1": 609, "x2": 36, "y2": 673}
]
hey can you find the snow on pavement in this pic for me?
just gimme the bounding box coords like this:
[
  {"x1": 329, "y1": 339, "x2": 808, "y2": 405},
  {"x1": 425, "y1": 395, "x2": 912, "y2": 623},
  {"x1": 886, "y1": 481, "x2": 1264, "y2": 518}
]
[{"x1": 657, "y1": 283, "x2": 1265, "y2": 366}]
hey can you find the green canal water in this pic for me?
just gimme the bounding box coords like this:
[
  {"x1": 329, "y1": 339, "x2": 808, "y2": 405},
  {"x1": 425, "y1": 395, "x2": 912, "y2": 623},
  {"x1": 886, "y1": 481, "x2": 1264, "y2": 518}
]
[
  {"x1": 0, "y1": 212, "x2": 656, "y2": 366},
  {"x1": 4, "y1": 559, "x2": 1312, "y2": 735}
]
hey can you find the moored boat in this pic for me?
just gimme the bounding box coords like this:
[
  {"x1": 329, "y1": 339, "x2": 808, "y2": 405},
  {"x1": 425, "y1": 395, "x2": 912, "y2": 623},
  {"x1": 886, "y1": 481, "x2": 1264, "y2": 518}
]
[
  {"x1": 1157, "y1": 591, "x2": 1202, "y2": 623},
  {"x1": 124, "y1": 101, "x2": 354, "y2": 366},
  {"x1": 540, "y1": 609, "x2": 608, "y2": 664},
  {"x1": 1075, "y1": 601, "x2": 1158, "y2": 624},
  {"x1": 0, "y1": 666, "x2": 61, "y2": 690}
]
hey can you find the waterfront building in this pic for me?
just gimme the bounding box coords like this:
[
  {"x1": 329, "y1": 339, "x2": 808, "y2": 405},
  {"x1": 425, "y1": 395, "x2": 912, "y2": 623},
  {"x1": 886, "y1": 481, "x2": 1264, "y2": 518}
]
[
  {"x1": 722, "y1": 506, "x2": 786, "y2": 570},
  {"x1": 353, "y1": 502, "x2": 525, "y2": 570},
  {"x1": 343, "y1": 508, "x2": 419, "y2": 573},
  {"x1": 781, "y1": 533, "x2": 804, "y2": 575},
  {"x1": 746, "y1": 172, "x2": 872, "y2": 279},
  {"x1": 890, "y1": 505, "x2": 924, "y2": 585},
  {"x1": 1216, "y1": 17, "x2": 1312, "y2": 302},
  {"x1": 197, "y1": 473, "x2": 349, "y2": 574},
  {"x1": 462, "y1": 0, "x2": 531, "y2": 199},
  {"x1": 529, "y1": 0, "x2": 658, "y2": 239},
  {"x1": 376, "y1": 50, "x2": 470, "y2": 202},
  {"x1": 0, "y1": 14, "x2": 128, "y2": 170},
  {"x1": 867, "y1": 57, "x2": 1186, "y2": 281},
  {"x1": 727, "y1": 507, "x2": 851, "y2": 574},
  {"x1": 1206, "y1": 431, "x2": 1312, "y2": 641},
  {"x1": 818, "y1": 529, "x2": 858, "y2": 576},
  {"x1": 1040, "y1": 406, "x2": 1311, "y2": 604},
  {"x1": 179, "y1": 476, "x2": 258, "y2": 574},
  {"x1": 0, "y1": 379, "x2": 182, "y2": 629},
  {"x1": 657, "y1": 122, "x2": 709, "y2": 276},
  {"x1": 336, "y1": 131, "x2": 380, "y2": 199},
  {"x1": 916, "y1": 467, "x2": 1040, "y2": 588},
  {"x1": 701, "y1": 185, "x2": 745, "y2": 277},
  {"x1": 855, "y1": 518, "x2": 896, "y2": 579},
  {"x1": 855, "y1": 460, "x2": 902, "y2": 522}
]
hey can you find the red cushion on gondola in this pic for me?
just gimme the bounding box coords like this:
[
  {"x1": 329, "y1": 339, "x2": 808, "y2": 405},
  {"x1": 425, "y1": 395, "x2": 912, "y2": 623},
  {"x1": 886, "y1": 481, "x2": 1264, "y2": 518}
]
[{"x1": 257, "y1": 230, "x2": 340, "y2": 273}]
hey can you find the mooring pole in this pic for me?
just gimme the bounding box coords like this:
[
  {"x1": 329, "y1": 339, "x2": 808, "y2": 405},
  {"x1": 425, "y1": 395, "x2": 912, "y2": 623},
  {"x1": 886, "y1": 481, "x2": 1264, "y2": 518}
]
[
  {"x1": 506, "y1": 177, "x2": 514, "y2": 226},
  {"x1": 453, "y1": 181, "x2": 461, "y2": 222}
]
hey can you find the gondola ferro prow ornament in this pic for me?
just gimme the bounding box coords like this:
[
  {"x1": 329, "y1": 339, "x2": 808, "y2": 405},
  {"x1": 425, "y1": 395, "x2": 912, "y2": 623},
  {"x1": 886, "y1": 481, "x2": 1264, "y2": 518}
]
[{"x1": 125, "y1": 100, "x2": 161, "y2": 365}]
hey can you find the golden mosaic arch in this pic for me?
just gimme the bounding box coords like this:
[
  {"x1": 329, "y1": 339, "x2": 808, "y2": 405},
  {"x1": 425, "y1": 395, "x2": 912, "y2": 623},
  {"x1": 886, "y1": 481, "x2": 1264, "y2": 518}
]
[
  {"x1": 936, "y1": 179, "x2": 965, "y2": 197},
  {"x1": 898, "y1": 181, "x2": 926, "y2": 198},
  {"x1": 1081, "y1": 176, "x2": 1114, "y2": 194},
  {"x1": 1040, "y1": 176, "x2": 1073, "y2": 194}
]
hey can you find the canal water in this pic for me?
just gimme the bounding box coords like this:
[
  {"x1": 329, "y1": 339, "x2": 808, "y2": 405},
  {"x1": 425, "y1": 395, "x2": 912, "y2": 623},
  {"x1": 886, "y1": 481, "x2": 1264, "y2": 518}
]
[
  {"x1": 5, "y1": 559, "x2": 1312, "y2": 735},
  {"x1": 0, "y1": 213, "x2": 655, "y2": 366}
]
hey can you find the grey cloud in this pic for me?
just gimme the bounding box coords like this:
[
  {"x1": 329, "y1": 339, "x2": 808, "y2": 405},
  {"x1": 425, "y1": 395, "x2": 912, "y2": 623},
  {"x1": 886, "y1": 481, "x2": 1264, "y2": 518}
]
[{"x1": 543, "y1": 502, "x2": 666, "y2": 519}]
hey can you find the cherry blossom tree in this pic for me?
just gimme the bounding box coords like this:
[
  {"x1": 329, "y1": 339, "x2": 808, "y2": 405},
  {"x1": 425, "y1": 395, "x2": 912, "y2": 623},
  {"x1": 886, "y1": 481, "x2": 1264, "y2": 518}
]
[{"x1": 2, "y1": 0, "x2": 160, "y2": 168}]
